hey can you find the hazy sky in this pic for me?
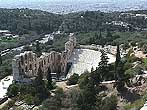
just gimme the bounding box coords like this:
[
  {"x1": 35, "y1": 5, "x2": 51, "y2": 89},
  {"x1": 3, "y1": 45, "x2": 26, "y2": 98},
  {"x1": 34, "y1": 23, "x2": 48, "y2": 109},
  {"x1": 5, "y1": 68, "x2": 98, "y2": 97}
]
[
  {"x1": 0, "y1": 0, "x2": 115, "y2": 5},
  {"x1": 0, "y1": 0, "x2": 145, "y2": 3},
  {"x1": 0, "y1": 0, "x2": 131, "y2": 3},
  {"x1": 0, "y1": 0, "x2": 146, "y2": 14}
]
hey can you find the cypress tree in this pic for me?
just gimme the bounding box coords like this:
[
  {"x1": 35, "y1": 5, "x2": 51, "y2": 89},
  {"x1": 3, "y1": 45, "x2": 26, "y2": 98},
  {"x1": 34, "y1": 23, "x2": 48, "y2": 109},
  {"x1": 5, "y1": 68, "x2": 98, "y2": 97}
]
[
  {"x1": 47, "y1": 67, "x2": 53, "y2": 90},
  {"x1": 0, "y1": 51, "x2": 2, "y2": 65},
  {"x1": 36, "y1": 66, "x2": 44, "y2": 85},
  {"x1": 91, "y1": 67, "x2": 94, "y2": 73},
  {"x1": 99, "y1": 30, "x2": 102, "y2": 40},
  {"x1": 28, "y1": 17, "x2": 31, "y2": 30},
  {"x1": 106, "y1": 29, "x2": 113, "y2": 43},
  {"x1": 35, "y1": 66, "x2": 47, "y2": 100},
  {"x1": 115, "y1": 45, "x2": 126, "y2": 91},
  {"x1": 35, "y1": 40, "x2": 42, "y2": 57},
  {"x1": 116, "y1": 61, "x2": 125, "y2": 91},
  {"x1": 96, "y1": 30, "x2": 102, "y2": 45},
  {"x1": 115, "y1": 45, "x2": 121, "y2": 80}
]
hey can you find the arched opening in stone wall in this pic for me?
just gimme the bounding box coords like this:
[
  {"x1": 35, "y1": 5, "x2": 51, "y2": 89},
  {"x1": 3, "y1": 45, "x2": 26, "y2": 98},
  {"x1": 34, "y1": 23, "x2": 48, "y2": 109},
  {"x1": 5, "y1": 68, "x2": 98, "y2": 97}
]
[{"x1": 29, "y1": 64, "x2": 32, "y2": 70}]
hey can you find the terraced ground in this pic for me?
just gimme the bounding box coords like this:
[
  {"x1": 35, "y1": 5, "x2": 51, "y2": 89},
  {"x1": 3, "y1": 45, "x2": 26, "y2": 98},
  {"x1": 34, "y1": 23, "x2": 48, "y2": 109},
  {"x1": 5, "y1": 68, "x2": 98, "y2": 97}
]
[{"x1": 67, "y1": 49, "x2": 116, "y2": 78}]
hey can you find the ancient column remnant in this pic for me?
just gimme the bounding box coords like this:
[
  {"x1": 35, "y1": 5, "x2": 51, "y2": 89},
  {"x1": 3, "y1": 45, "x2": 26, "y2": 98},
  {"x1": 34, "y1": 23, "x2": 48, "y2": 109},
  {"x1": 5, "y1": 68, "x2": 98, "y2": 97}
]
[{"x1": 12, "y1": 34, "x2": 76, "y2": 83}]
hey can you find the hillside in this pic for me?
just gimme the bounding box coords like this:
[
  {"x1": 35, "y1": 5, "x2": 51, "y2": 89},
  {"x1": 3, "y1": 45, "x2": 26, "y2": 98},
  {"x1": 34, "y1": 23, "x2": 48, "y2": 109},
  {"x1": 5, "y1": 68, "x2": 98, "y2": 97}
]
[
  {"x1": 1, "y1": 8, "x2": 147, "y2": 110},
  {"x1": 1, "y1": 8, "x2": 147, "y2": 34},
  {"x1": 0, "y1": 8, "x2": 62, "y2": 34}
]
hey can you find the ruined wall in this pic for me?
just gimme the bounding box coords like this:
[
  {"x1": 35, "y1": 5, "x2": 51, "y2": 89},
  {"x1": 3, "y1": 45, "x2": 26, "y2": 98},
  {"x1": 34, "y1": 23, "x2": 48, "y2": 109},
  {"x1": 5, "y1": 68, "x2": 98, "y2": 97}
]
[
  {"x1": 12, "y1": 51, "x2": 38, "y2": 82},
  {"x1": 12, "y1": 35, "x2": 76, "y2": 82}
]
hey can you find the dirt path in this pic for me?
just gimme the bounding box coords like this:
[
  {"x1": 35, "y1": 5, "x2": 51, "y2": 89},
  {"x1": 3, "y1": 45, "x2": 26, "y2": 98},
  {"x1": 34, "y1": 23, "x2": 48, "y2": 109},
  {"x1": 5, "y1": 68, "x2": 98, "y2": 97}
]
[
  {"x1": 56, "y1": 81, "x2": 78, "y2": 91},
  {"x1": 0, "y1": 98, "x2": 12, "y2": 109}
]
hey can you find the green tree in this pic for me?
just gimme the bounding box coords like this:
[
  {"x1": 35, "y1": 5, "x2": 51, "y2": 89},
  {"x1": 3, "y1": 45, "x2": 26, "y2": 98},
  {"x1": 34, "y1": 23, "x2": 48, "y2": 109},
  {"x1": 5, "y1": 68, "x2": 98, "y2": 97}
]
[
  {"x1": 115, "y1": 45, "x2": 121, "y2": 80},
  {"x1": 67, "y1": 73, "x2": 79, "y2": 85},
  {"x1": 116, "y1": 61, "x2": 126, "y2": 92},
  {"x1": 35, "y1": 40, "x2": 42, "y2": 57},
  {"x1": 98, "y1": 30, "x2": 102, "y2": 40},
  {"x1": 40, "y1": 88, "x2": 63, "y2": 110},
  {"x1": 91, "y1": 68, "x2": 101, "y2": 85},
  {"x1": 78, "y1": 71, "x2": 98, "y2": 110},
  {"x1": 95, "y1": 95, "x2": 117, "y2": 110},
  {"x1": 40, "y1": 97, "x2": 62, "y2": 110},
  {"x1": 78, "y1": 71, "x2": 90, "y2": 89},
  {"x1": 91, "y1": 67, "x2": 94, "y2": 73},
  {"x1": 106, "y1": 29, "x2": 113, "y2": 43},
  {"x1": 23, "y1": 45, "x2": 32, "y2": 51},
  {"x1": 47, "y1": 67, "x2": 53, "y2": 90},
  {"x1": 95, "y1": 30, "x2": 103, "y2": 45},
  {"x1": 35, "y1": 66, "x2": 47, "y2": 101},
  {"x1": 0, "y1": 51, "x2": 2, "y2": 65},
  {"x1": 35, "y1": 66, "x2": 44, "y2": 86},
  {"x1": 7, "y1": 84, "x2": 19, "y2": 97},
  {"x1": 77, "y1": 77, "x2": 96, "y2": 110},
  {"x1": 96, "y1": 49, "x2": 109, "y2": 81}
]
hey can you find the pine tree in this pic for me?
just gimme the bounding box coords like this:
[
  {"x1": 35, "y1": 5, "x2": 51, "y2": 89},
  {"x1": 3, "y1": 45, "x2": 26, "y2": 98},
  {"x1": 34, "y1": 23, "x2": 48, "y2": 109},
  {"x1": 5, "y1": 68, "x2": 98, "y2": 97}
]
[
  {"x1": 97, "y1": 49, "x2": 109, "y2": 81},
  {"x1": 47, "y1": 67, "x2": 53, "y2": 90},
  {"x1": 91, "y1": 67, "x2": 100, "y2": 84},
  {"x1": 83, "y1": 81, "x2": 96, "y2": 110}
]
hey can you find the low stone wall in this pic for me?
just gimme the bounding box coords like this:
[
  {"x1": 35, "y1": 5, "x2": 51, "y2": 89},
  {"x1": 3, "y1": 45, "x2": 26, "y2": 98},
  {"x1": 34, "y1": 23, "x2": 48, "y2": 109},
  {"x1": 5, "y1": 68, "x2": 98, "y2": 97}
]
[
  {"x1": 78, "y1": 45, "x2": 117, "y2": 55},
  {"x1": 0, "y1": 97, "x2": 8, "y2": 105}
]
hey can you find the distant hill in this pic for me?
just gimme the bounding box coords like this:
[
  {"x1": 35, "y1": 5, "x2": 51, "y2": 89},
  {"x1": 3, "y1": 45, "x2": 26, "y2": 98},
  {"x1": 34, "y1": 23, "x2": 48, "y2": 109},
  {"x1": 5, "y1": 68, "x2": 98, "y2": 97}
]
[
  {"x1": 0, "y1": 8, "x2": 147, "y2": 34},
  {"x1": 0, "y1": 0, "x2": 147, "y2": 14},
  {"x1": 0, "y1": 8, "x2": 62, "y2": 34}
]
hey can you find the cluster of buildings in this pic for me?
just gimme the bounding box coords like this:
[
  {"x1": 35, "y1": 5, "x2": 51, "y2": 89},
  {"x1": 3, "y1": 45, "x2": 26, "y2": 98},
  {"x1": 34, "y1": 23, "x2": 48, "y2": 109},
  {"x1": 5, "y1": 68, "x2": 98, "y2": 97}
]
[
  {"x1": 106, "y1": 21, "x2": 130, "y2": 29},
  {"x1": 0, "y1": 76, "x2": 13, "y2": 102},
  {"x1": 120, "y1": 13, "x2": 147, "y2": 19},
  {"x1": 12, "y1": 34, "x2": 76, "y2": 83},
  {"x1": 0, "y1": 30, "x2": 19, "y2": 39}
]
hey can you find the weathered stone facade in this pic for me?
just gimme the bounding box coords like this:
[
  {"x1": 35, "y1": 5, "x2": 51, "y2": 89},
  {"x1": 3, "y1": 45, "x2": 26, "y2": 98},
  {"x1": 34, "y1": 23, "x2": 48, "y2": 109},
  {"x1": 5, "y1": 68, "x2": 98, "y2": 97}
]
[{"x1": 12, "y1": 35, "x2": 76, "y2": 82}]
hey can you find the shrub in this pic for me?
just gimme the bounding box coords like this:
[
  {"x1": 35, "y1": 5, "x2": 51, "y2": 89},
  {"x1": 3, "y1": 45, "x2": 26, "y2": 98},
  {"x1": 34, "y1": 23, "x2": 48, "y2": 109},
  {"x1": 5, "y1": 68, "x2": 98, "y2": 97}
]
[
  {"x1": 96, "y1": 95, "x2": 118, "y2": 110},
  {"x1": 124, "y1": 99, "x2": 144, "y2": 110},
  {"x1": 7, "y1": 84, "x2": 19, "y2": 97},
  {"x1": 67, "y1": 73, "x2": 79, "y2": 85},
  {"x1": 24, "y1": 94, "x2": 40, "y2": 105},
  {"x1": 1, "y1": 99, "x2": 15, "y2": 110}
]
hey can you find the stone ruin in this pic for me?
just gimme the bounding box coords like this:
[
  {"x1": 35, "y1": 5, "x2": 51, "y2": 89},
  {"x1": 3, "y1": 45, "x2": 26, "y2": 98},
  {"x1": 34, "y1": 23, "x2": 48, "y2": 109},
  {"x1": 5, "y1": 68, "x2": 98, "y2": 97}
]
[{"x1": 12, "y1": 35, "x2": 76, "y2": 83}]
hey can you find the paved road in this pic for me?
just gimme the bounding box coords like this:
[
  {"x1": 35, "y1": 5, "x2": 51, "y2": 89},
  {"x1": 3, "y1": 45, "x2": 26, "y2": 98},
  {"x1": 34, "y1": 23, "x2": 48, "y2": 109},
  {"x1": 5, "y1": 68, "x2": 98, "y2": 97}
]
[{"x1": 1, "y1": 33, "x2": 54, "y2": 56}]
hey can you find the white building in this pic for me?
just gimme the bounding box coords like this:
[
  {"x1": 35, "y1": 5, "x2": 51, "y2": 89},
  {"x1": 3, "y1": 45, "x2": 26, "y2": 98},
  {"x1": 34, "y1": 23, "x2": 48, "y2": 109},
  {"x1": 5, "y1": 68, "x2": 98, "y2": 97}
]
[
  {"x1": 140, "y1": 103, "x2": 147, "y2": 110},
  {"x1": 0, "y1": 76, "x2": 13, "y2": 99}
]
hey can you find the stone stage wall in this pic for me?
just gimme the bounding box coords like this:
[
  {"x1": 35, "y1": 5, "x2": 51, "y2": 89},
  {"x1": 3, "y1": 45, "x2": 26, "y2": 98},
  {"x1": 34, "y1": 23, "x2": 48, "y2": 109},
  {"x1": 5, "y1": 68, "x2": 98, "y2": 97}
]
[{"x1": 12, "y1": 35, "x2": 76, "y2": 82}]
